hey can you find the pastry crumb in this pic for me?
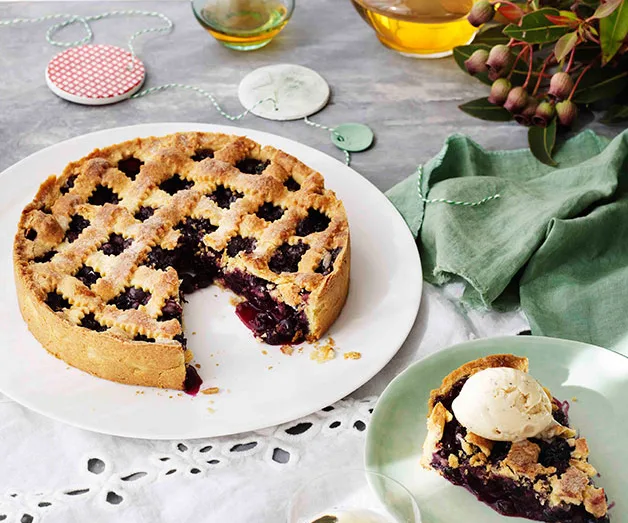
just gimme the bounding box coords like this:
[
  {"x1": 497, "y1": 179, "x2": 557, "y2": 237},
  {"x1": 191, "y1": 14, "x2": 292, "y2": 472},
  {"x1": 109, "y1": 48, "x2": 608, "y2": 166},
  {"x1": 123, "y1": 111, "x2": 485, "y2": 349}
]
[
  {"x1": 194, "y1": 363, "x2": 201, "y2": 369},
  {"x1": 572, "y1": 397, "x2": 578, "y2": 402},
  {"x1": 344, "y1": 351, "x2": 362, "y2": 360},
  {"x1": 268, "y1": 365, "x2": 273, "y2": 370},
  {"x1": 229, "y1": 296, "x2": 243, "y2": 306},
  {"x1": 201, "y1": 387, "x2": 220, "y2": 395},
  {"x1": 280, "y1": 345, "x2": 294, "y2": 356},
  {"x1": 328, "y1": 337, "x2": 336, "y2": 347},
  {"x1": 207, "y1": 407, "x2": 215, "y2": 413},
  {"x1": 262, "y1": 349, "x2": 268, "y2": 355},
  {"x1": 192, "y1": 331, "x2": 197, "y2": 335},
  {"x1": 310, "y1": 346, "x2": 336, "y2": 363},
  {"x1": 298, "y1": 347, "x2": 304, "y2": 354},
  {"x1": 169, "y1": 395, "x2": 173, "y2": 399}
]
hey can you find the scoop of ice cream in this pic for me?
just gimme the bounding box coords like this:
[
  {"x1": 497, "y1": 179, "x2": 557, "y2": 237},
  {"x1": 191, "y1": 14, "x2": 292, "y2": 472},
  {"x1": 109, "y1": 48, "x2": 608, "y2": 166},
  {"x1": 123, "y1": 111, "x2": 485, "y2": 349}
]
[{"x1": 451, "y1": 367, "x2": 554, "y2": 442}]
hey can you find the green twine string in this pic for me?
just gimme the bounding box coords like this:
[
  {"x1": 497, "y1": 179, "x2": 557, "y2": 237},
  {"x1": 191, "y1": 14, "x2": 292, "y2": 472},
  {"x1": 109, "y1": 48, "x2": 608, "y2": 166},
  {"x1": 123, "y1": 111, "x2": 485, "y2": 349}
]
[
  {"x1": 416, "y1": 165, "x2": 501, "y2": 206},
  {"x1": 0, "y1": 10, "x2": 354, "y2": 167},
  {"x1": 130, "y1": 85, "x2": 351, "y2": 166},
  {"x1": 131, "y1": 83, "x2": 278, "y2": 122},
  {"x1": 303, "y1": 116, "x2": 351, "y2": 166},
  {"x1": 0, "y1": 10, "x2": 173, "y2": 66}
]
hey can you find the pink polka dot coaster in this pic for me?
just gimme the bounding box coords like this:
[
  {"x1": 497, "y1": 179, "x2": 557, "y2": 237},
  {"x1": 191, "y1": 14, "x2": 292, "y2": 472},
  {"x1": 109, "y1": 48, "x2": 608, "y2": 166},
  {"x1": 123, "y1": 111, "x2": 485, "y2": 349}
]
[{"x1": 45, "y1": 44, "x2": 145, "y2": 105}]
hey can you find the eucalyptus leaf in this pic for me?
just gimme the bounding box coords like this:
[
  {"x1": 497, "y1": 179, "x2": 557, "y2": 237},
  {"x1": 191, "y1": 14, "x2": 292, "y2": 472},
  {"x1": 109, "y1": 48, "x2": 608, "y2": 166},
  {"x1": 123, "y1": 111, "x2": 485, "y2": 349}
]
[
  {"x1": 558, "y1": 9, "x2": 579, "y2": 20},
  {"x1": 601, "y1": 104, "x2": 628, "y2": 123},
  {"x1": 504, "y1": 8, "x2": 571, "y2": 43},
  {"x1": 474, "y1": 25, "x2": 509, "y2": 45},
  {"x1": 554, "y1": 31, "x2": 578, "y2": 61},
  {"x1": 592, "y1": 0, "x2": 622, "y2": 19},
  {"x1": 573, "y1": 69, "x2": 628, "y2": 103},
  {"x1": 528, "y1": 119, "x2": 558, "y2": 166},
  {"x1": 459, "y1": 98, "x2": 514, "y2": 121},
  {"x1": 600, "y1": 0, "x2": 628, "y2": 64}
]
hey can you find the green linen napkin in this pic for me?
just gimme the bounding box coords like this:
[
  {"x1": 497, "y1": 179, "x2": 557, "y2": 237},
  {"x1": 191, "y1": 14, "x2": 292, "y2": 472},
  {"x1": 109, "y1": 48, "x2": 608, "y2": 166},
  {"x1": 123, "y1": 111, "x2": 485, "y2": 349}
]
[{"x1": 386, "y1": 130, "x2": 628, "y2": 351}]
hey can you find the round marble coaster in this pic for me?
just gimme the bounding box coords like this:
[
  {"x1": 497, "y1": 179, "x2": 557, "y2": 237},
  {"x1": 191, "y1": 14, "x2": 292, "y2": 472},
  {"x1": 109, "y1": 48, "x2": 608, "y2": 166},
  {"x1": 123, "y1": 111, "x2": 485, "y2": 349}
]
[
  {"x1": 238, "y1": 64, "x2": 330, "y2": 121},
  {"x1": 46, "y1": 44, "x2": 145, "y2": 106}
]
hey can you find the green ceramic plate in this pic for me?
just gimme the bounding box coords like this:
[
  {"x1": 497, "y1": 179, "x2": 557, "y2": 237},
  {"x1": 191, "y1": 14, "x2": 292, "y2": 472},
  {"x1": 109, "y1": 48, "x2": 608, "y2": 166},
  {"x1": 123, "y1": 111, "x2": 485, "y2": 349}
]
[{"x1": 366, "y1": 336, "x2": 627, "y2": 523}]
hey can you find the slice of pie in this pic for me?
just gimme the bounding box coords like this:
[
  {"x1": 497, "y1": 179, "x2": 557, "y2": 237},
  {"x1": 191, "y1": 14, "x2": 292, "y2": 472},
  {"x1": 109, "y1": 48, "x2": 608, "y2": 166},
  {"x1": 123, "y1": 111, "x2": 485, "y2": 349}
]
[
  {"x1": 421, "y1": 354, "x2": 610, "y2": 522},
  {"x1": 14, "y1": 132, "x2": 350, "y2": 392}
]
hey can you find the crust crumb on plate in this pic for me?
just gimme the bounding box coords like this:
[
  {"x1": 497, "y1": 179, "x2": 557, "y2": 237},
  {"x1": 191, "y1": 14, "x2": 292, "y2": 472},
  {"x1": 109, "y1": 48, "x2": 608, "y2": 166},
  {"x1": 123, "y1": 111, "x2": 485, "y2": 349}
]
[
  {"x1": 310, "y1": 346, "x2": 335, "y2": 363},
  {"x1": 201, "y1": 387, "x2": 219, "y2": 395}
]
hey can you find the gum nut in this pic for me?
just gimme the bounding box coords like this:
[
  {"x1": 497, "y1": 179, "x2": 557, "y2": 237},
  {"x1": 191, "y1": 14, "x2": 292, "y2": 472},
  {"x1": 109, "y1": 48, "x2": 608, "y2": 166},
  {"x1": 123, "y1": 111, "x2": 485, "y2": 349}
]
[
  {"x1": 488, "y1": 78, "x2": 512, "y2": 105},
  {"x1": 556, "y1": 100, "x2": 578, "y2": 126},
  {"x1": 532, "y1": 101, "x2": 556, "y2": 127},
  {"x1": 464, "y1": 49, "x2": 490, "y2": 75},
  {"x1": 468, "y1": 0, "x2": 495, "y2": 26},
  {"x1": 548, "y1": 72, "x2": 574, "y2": 101},
  {"x1": 487, "y1": 45, "x2": 513, "y2": 73},
  {"x1": 503, "y1": 86, "x2": 528, "y2": 113}
]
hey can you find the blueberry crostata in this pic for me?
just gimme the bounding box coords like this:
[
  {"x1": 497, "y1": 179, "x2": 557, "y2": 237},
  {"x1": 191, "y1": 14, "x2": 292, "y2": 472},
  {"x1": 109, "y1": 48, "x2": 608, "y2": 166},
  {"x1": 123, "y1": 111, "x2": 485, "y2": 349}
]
[
  {"x1": 14, "y1": 132, "x2": 350, "y2": 392},
  {"x1": 421, "y1": 354, "x2": 609, "y2": 522}
]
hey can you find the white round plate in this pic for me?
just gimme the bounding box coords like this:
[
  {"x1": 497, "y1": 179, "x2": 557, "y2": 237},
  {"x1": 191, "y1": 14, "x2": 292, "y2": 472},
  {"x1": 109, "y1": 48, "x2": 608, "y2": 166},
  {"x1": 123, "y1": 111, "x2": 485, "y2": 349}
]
[
  {"x1": 366, "y1": 336, "x2": 627, "y2": 523},
  {"x1": 0, "y1": 123, "x2": 422, "y2": 439}
]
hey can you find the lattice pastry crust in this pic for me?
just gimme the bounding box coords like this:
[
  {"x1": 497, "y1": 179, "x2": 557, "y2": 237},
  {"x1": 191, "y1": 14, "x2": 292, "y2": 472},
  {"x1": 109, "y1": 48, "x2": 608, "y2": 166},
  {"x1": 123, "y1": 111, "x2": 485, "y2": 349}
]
[{"x1": 14, "y1": 132, "x2": 350, "y2": 390}]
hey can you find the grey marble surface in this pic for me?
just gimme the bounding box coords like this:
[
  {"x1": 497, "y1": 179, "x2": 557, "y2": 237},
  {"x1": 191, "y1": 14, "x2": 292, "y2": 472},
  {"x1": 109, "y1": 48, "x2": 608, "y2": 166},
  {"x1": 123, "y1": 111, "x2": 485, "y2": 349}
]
[{"x1": 1, "y1": 0, "x2": 620, "y2": 192}]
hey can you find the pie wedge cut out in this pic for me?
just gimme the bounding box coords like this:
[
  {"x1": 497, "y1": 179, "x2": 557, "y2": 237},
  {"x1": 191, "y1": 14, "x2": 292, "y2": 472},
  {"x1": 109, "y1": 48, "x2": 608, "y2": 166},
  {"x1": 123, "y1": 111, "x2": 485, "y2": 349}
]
[{"x1": 421, "y1": 354, "x2": 610, "y2": 522}]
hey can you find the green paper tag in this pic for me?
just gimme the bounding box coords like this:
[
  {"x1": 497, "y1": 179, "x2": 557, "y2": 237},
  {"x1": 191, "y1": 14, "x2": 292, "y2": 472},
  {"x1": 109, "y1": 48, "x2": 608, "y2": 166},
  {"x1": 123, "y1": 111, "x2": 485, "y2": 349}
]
[{"x1": 331, "y1": 123, "x2": 374, "y2": 152}]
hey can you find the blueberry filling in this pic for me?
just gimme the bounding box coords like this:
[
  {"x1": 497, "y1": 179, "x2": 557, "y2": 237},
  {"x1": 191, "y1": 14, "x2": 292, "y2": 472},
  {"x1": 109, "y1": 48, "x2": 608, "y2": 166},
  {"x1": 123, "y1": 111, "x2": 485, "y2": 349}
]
[
  {"x1": 175, "y1": 217, "x2": 217, "y2": 247},
  {"x1": 134, "y1": 334, "x2": 155, "y2": 342},
  {"x1": 46, "y1": 292, "x2": 71, "y2": 312},
  {"x1": 236, "y1": 158, "x2": 269, "y2": 175},
  {"x1": 184, "y1": 365, "x2": 203, "y2": 395},
  {"x1": 315, "y1": 247, "x2": 341, "y2": 275},
  {"x1": 256, "y1": 202, "x2": 284, "y2": 222},
  {"x1": 226, "y1": 236, "x2": 256, "y2": 257},
  {"x1": 144, "y1": 246, "x2": 179, "y2": 271},
  {"x1": 60, "y1": 174, "x2": 78, "y2": 195},
  {"x1": 25, "y1": 228, "x2": 37, "y2": 240},
  {"x1": 109, "y1": 287, "x2": 151, "y2": 310},
  {"x1": 134, "y1": 206, "x2": 156, "y2": 221},
  {"x1": 173, "y1": 333, "x2": 187, "y2": 348},
  {"x1": 33, "y1": 250, "x2": 57, "y2": 263},
  {"x1": 159, "y1": 174, "x2": 194, "y2": 195},
  {"x1": 80, "y1": 313, "x2": 107, "y2": 332},
  {"x1": 88, "y1": 185, "x2": 119, "y2": 206},
  {"x1": 269, "y1": 242, "x2": 309, "y2": 274},
  {"x1": 117, "y1": 157, "x2": 144, "y2": 180},
  {"x1": 429, "y1": 381, "x2": 610, "y2": 523},
  {"x1": 191, "y1": 148, "x2": 214, "y2": 162},
  {"x1": 295, "y1": 209, "x2": 330, "y2": 236},
  {"x1": 159, "y1": 298, "x2": 183, "y2": 322},
  {"x1": 101, "y1": 233, "x2": 132, "y2": 256},
  {"x1": 284, "y1": 177, "x2": 300, "y2": 191},
  {"x1": 209, "y1": 185, "x2": 243, "y2": 209},
  {"x1": 224, "y1": 270, "x2": 308, "y2": 345},
  {"x1": 140, "y1": 237, "x2": 310, "y2": 345},
  {"x1": 74, "y1": 265, "x2": 101, "y2": 287},
  {"x1": 65, "y1": 215, "x2": 90, "y2": 243}
]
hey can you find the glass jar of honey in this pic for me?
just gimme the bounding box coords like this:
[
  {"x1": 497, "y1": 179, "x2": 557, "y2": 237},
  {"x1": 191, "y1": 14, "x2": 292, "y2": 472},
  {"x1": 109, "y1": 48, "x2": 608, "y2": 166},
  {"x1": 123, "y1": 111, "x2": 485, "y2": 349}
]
[{"x1": 350, "y1": 0, "x2": 479, "y2": 58}]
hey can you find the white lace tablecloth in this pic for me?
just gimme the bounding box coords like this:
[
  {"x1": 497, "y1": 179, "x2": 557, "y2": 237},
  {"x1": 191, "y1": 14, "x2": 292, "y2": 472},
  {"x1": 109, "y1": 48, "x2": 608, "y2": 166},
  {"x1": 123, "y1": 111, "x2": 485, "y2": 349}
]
[{"x1": 0, "y1": 283, "x2": 528, "y2": 523}]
